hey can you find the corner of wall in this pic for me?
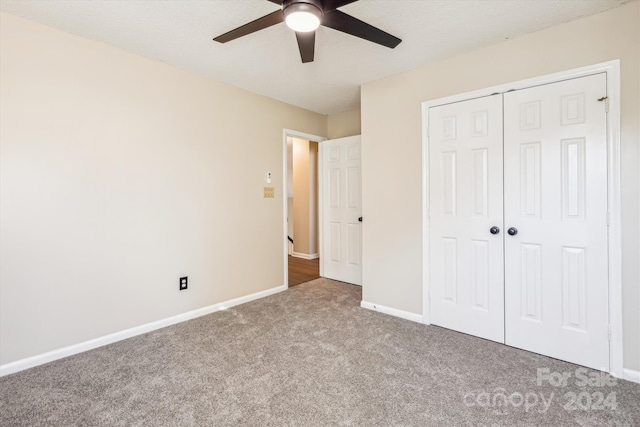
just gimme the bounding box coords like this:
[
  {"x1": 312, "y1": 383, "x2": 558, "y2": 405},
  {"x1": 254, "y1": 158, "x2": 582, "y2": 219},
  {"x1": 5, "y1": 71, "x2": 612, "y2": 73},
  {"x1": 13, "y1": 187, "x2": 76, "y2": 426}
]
[{"x1": 327, "y1": 109, "x2": 362, "y2": 139}]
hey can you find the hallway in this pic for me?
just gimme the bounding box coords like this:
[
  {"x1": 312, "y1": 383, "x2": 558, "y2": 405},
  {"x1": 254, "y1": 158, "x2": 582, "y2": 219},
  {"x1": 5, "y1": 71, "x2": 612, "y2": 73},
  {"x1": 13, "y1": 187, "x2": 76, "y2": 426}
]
[{"x1": 288, "y1": 256, "x2": 319, "y2": 287}]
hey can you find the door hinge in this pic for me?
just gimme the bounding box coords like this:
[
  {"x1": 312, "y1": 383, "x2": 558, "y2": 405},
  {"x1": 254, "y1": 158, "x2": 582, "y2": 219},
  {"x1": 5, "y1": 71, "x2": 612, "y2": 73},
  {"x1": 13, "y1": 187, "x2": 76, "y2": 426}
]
[
  {"x1": 606, "y1": 211, "x2": 611, "y2": 226},
  {"x1": 598, "y1": 96, "x2": 609, "y2": 113}
]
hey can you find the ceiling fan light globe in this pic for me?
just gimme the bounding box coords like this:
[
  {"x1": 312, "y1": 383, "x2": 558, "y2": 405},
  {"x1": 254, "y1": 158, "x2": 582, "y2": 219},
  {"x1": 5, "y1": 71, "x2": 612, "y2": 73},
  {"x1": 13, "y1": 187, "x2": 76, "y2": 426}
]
[
  {"x1": 285, "y1": 12, "x2": 320, "y2": 32},
  {"x1": 284, "y1": 2, "x2": 322, "y2": 32}
]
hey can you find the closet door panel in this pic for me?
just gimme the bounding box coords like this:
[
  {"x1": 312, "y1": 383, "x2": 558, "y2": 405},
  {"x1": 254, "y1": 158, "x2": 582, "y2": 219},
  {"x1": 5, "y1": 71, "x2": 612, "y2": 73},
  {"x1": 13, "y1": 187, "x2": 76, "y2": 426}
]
[
  {"x1": 429, "y1": 94, "x2": 504, "y2": 343},
  {"x1": 503, "y1": 73, "x2": 609, "y2": 370}
]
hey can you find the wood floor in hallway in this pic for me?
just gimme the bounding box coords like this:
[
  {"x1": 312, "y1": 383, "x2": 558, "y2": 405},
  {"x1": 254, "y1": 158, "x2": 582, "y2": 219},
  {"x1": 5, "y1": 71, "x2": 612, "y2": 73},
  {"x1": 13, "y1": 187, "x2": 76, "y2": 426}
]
[{"x1": 288, "y1": 256, "x2": 320, "y2": 287}]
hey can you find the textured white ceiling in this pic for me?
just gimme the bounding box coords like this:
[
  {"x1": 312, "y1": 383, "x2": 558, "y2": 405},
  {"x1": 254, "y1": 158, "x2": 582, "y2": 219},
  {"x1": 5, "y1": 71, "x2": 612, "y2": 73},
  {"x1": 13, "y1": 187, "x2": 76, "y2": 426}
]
[{"x1": 0, "y1": 0, "x2": 630, "y2": 114}]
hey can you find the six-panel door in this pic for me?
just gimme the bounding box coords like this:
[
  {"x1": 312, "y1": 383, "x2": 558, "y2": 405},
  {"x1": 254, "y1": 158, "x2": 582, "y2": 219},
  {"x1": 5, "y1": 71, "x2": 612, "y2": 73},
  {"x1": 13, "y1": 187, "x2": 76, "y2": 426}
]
[
  {"x1": 428, "y1": 74, "x2": 610, "y2": 370},
  {"x1": 429, "y1": 94, "x2": 505, "y2": 343},
  {"x1": 322, "y1": 136, "x2": 362, "y2": 285},
  {"x1": 503, "y1": 73, "x2": 609, "y2": 370}
]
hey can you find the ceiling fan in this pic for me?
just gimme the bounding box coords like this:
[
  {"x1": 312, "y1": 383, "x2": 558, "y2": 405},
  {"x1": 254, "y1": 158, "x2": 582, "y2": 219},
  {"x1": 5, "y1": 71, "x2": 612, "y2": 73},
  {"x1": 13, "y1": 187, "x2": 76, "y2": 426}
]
[{"x1": 213, "y1": 0, "x2": 402, "y2": 63}]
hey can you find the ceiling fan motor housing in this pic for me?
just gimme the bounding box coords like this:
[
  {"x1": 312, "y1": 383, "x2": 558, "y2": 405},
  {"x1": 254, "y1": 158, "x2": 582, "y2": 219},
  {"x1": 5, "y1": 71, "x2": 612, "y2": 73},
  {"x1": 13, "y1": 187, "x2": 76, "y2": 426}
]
[{"x1": 283, "y1": 0, "x2": 324, "y2": 19}]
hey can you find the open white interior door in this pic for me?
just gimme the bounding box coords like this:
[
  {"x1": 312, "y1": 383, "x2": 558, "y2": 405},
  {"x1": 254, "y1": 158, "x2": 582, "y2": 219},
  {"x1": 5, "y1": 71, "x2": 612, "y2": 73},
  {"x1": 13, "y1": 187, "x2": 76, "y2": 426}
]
[{"x1": 322, "y1": 136, "x2": 362, "y2": 285}]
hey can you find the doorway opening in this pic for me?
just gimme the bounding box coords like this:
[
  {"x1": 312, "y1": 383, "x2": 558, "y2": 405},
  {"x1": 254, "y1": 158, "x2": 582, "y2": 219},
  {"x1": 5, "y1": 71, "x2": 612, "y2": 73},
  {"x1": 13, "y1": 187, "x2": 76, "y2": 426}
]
[
  {"x1": 282, "y1": 130, "x2": 363, "y2": 288},
  {"x1": 287, "y1": 136, "x2": 320, "y2": 286},
  {"x1": 282, "y1": 129, "x2": 326, "y2": 288}
]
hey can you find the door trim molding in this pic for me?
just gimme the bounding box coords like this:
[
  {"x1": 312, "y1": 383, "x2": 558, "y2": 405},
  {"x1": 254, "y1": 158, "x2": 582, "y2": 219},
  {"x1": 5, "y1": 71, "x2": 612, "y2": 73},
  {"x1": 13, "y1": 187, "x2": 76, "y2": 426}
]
[
  {"x1": 282, "y1": 129, "x2": 326, "y2": 287},
  {"x1": 420, "y1": 60, "x2": 623, "y2": 377}
]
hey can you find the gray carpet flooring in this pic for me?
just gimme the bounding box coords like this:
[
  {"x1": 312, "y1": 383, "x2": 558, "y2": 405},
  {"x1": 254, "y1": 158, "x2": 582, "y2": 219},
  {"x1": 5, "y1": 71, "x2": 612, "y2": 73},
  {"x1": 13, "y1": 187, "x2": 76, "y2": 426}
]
[{"x1": 1, "y1": 278, "x2": 638, "y2": 426}]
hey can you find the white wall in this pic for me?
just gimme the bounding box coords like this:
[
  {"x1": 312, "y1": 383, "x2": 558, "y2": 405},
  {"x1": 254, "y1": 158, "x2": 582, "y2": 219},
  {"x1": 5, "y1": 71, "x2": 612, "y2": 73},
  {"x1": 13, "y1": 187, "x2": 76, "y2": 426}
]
[
  {"x1": 361, "y1": 2, "x2": 640, "y2": 370},
  {"x1": 0, "y1": 12, "x2": 326, "y2": 365}
]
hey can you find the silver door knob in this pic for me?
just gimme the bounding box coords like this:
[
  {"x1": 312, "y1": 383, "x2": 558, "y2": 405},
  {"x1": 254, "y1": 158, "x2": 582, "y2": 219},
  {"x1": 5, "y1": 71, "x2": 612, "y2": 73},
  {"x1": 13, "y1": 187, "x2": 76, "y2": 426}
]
[
  {"x1": 490, "y1": 226, "x2": 500, "y2": 235},
  {"x1": 507, "y1": 227, "x2": 518, "y2": 236}
]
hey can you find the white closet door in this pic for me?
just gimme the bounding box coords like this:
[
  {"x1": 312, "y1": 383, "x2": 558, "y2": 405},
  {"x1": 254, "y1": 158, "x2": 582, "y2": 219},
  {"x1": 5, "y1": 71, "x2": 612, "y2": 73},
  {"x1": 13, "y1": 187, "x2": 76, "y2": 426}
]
[
  {"x1": 503, "y1": 74, "x2": 609, "y2": 370},
  {"x1": 429, "y1": 95, "x2": 505, "y2": 343}
]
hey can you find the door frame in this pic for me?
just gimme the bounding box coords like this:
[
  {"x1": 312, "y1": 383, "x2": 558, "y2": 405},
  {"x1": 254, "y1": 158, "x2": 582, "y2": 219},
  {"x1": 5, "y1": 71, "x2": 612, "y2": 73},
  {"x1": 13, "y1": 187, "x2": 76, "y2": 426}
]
[
  {"x1": 282, "y1": 129, "x2": 326, "y2": 287},
  {"x1": 420, "y1": 60, "x2": 623, "y2": 377}
]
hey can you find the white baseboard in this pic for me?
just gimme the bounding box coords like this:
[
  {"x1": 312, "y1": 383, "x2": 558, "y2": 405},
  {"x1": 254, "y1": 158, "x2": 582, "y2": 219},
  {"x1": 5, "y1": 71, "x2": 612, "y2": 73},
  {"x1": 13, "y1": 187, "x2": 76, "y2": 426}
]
[
  {"x1": 291, "y1": 252, "x2": 319, "y2": 260},
  {"x1": 0, "y1": 284, "x2": 287, "y2": 377},
  {"x1": 360, "y1": 300, "x2": 423, "y2": 323},
  {"x1": 623, "y1": 368, "x2": 640, "y2": 384}
]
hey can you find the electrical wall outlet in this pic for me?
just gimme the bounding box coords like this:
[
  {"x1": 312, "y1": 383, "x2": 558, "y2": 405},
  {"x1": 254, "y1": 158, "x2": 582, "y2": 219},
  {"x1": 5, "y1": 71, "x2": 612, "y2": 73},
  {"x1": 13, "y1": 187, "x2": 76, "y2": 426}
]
[
  {"x1": 179, "y1": 276, "x2": 188, "y2": 291},
  {"x1": 263, "y1": 187, "x2": 274, "y2": 198}
]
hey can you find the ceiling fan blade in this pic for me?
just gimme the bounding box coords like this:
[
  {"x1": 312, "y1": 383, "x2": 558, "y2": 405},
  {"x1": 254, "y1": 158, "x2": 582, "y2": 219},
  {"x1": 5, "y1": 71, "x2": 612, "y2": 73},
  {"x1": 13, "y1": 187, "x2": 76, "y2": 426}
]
[
  {"x1": 213, "y1": 10, "x2": 284, "y2": 43},
  {"x1": 321, "y1": 0, "x2": 358, "y2": 12},
  {"x1": 267, "y1": 0, "x2": 283, "y2": 4},
  {"x1": 322, "y1": 10, "x2": 401, "y2": 49},
  {"x1": 295, "y1": 31, "x2": 315, "y2": 63}
]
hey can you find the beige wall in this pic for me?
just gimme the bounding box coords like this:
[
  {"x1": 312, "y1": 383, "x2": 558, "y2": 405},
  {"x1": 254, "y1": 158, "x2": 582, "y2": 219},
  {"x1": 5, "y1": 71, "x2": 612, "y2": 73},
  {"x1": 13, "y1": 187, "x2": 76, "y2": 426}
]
[
  {"x1": 293, "y1": 138, "x2": 311, "y2": 255},
  {"x1": 0, "y1": 13, "x2": 326, "y2": 365},
  {"x1": 327, "y1": 109, "x2": 361, "y2": 139},
  {"x1": 287, "y1": 198, "x2": 294, "y2": 248},
  {"x1": 361, "y1": 2, "x2": 640, "y2": 370},
  {"x1": 291, "y1": 138, "x2": 318, "y2": 256},
  {"x1": 287, "y1": 141, "x2": 294, "y2": 249},
  {"x1": 309, "y1": 142, "x2": 318, "y2": 255}
]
